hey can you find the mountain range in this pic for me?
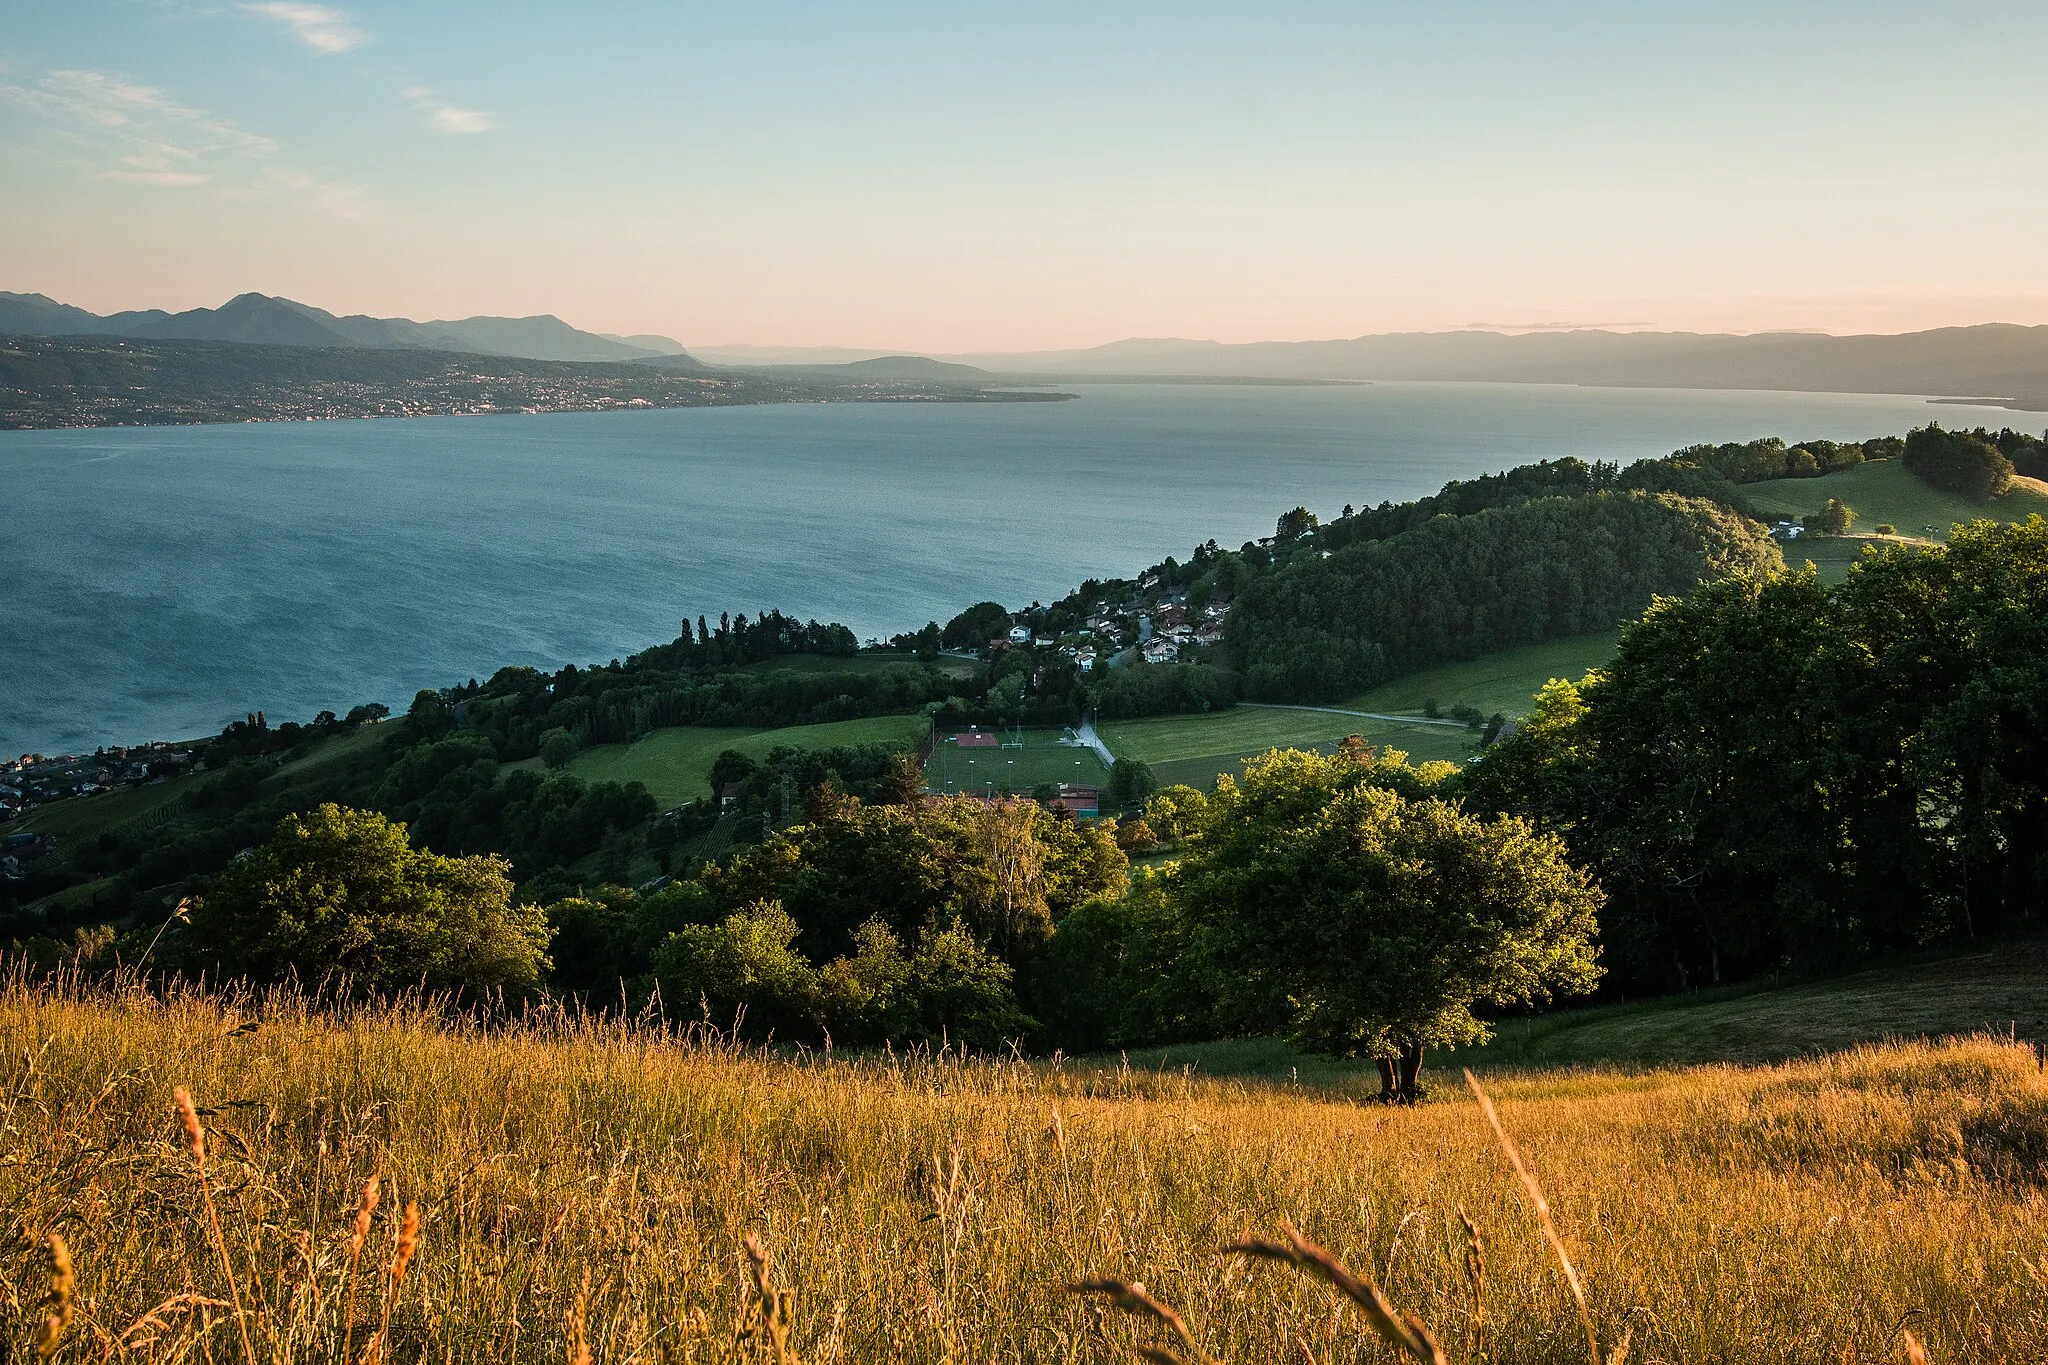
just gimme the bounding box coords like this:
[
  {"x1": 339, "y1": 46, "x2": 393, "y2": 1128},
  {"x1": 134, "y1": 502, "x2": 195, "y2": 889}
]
[
  {"x1": 710, "y1": 329, "x2": 2048, "y2": 410},
  {"x1": 0, "y1": 291, "x2": 692, "y2": 365},
  {"x1": 7, "y1": 290, "x2": 2046, "y2": 409},
  {"x1": 946, "y1": 328, "x2": 2048, "y2": 405}
]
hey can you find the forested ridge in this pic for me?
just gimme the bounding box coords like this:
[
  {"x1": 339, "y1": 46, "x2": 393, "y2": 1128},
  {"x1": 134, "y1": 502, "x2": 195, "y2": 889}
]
[{"x1": 1224, "y1": 491, "x2": 1779, "y2": 700}]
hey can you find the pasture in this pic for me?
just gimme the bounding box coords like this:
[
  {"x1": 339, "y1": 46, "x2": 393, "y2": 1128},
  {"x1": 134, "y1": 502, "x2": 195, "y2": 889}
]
[
  {"x1": 1745, "y1": 456, "x2": 2048, "y2": 542},
  {"x1": 553, "y1": 714, "x2": 931, "y2": 808},
  {"x1": 7, "y1": 971, "x2": 2046, "y2": 1363},
  {"x1": 1101, "y1": 708, "x2": 1474, "y2": 791},
  {"x1": 1339, "y1": 632, "x2": 1621, "y2": 719}
]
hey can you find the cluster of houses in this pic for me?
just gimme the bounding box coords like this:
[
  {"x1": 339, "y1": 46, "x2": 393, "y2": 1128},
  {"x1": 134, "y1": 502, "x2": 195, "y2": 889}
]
[
  {"x1": 0, "y1": 744, "x2": 195, "y2": 825},
  {"x1": 981, "y1": 585, "x2": 1230, "y2": 674}
]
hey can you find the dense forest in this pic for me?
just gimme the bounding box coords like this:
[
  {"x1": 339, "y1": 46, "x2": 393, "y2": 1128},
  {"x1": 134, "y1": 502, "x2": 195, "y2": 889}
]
[{"x1": 1225, "y1": 491, "x2": 1779, "y2": 700}]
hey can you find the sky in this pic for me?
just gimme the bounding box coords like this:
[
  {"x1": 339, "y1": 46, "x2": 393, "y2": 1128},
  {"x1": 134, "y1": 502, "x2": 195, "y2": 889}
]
[{"x1": 3, "y1": 1, "x2": 2047, "y2": 352}]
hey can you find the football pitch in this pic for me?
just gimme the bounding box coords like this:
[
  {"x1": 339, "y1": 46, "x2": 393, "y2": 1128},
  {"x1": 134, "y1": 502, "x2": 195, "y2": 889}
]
[{"x1": 924, "y1": 727, "x2": 1111, "y2": 794}]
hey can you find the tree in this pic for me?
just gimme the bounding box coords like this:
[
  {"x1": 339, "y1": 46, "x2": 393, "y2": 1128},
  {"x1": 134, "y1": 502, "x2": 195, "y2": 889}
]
[
  {"x1": 1172, "y1": 749, "x2": 1601, "y2": 1100},
  {"x1": 708, "y1": 749, "x2": 759, "y2": 798},
  {"x1": 969, "y1": 797, "x2": 1051, "y2": 956},
  {"x1": 1275, "y1": 506, "x2": 1320, "y2": 540},
  {"x1": 1143, "y1": 785, "x2": 1210, "y2": 843},
  {"x1": 181, "y1": 804, "x2": 550, "y2": 997},
  {"x1": 1903, "y1": 425, "x2": 2015, "y2": 501},
  {"x1": 538, "y1": 727, "x2": 582, "y2": 769},
  {"x1": 1104, "y1": 756, "x2": 1158, "y2": 810},
  {"x1": 873, "y1": 752, "x2": 927, "y2": 806},
  {"x1": 941, "y1": 601, "x2": 1011, "y2": 650},
  {"x1": 653, "y1": 901, "x2": 820, "y2": 1039},
  {"x1": 1801, "y1": 498, "x2": 1855, "y2": 537}
]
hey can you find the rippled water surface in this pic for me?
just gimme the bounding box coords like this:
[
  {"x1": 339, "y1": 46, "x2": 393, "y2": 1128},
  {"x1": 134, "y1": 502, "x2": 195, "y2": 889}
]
[{"x1": 2, "y1": 381, "x2": 2023, "y2": 752}]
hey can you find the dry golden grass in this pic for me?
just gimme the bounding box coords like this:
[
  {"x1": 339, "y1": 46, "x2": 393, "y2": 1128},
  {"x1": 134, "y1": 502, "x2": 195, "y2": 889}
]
[{"x1": 5, "y1": 972, "x2": 2047, "y2": 1363}]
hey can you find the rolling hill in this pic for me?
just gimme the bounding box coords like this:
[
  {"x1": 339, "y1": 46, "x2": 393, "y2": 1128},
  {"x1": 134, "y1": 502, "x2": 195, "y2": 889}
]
[{"x1": 0, "y1": 290, "x2": 701, "y2": 366}]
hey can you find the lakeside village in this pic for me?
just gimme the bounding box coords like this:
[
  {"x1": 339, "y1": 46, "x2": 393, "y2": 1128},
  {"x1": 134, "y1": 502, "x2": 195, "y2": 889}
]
[
  {"x1": 0, "y1": 742, "x2": 197, "y2": 879},
  {"x1": 1000, "y1": 579, "x2": 1230, "y2": 673}
]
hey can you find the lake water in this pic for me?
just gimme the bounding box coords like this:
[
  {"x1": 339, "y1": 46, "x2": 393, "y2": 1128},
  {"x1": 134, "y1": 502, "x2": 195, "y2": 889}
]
[{"x1": 2, "y1": 381, "x2": 2029, "y2": 754}]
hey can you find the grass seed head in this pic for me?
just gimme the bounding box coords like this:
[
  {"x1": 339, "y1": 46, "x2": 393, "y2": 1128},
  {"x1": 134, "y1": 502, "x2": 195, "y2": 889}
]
[
  {"x1": 173, "y1": 1086, "x2": 204, "y2": 1168},
  {"x1": 351, "y1": 1174, "x2": 381, "y2": 1254},
  {"x1": 390, "y1": 1201, "x2": 421, "y2": 1281},
  {"x1": 1067, "y1": 1278, "x2": 1214, "y2": 1365},
  {"x1": 36, "y1": 1231, "x2": 74, "y2": 1360}
]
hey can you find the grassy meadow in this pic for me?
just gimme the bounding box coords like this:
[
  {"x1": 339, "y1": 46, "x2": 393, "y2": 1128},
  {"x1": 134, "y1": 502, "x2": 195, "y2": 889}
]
[
  {"x1": 1102, "y1": 710, "x2": 1474, "y2": 790},
  {"x1": 1115, "y1": 947, "x2": 2048, "y2": 1084},
  {"x1": 1744, "y1": 458, "x2": 2048, "y2": 541},
  {"x1": 1338, "y1": 633, "x2": 1622, "y2": 719},
  {"x1": 539, "y1": 715, "x2": 931, "y2": 809},
  {"x1": 6, "y1": 971, "x2": 2046, "y2": 1364}
]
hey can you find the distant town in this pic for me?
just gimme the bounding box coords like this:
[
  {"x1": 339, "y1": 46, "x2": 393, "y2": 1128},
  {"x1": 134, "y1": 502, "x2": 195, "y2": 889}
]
[{"x1": 0, "y1": 336, "x2": 1071, "y2": 430}]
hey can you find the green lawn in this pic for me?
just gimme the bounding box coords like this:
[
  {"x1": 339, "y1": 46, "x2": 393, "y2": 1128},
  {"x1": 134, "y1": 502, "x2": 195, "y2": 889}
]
[
  {"x1": 925, "y1": 729, "x2": 1111, "y2": 795},
  {"x1": 1100, "y1": 708, "x2": 1477, "y2": 792},
  {"x1": 554, "y1": 714, "x2": 931, "y2": 808},
  {"x1": 1339, "y1": 631, "x2": 1622, "y2": 718},
  {"x1": 1100, "y1": 947, "x2": 2048, "y2": 1090},
  {"x1": 1744, "y1": 458, "x2": 2048, "y2": 542}
]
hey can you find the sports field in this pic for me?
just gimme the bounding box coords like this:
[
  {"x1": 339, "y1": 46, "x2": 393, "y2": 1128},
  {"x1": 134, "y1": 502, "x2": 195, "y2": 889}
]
[
  {"x1": 924, "y1": 726, "x2": 1110, "y2": 795},
  {"x1": 553, "y1": 714, "x2": 930, "y2": 807}
]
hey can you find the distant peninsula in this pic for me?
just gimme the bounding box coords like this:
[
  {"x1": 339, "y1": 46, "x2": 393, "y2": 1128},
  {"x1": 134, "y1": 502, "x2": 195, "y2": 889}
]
[{"x1": 0, "y1": 336, "x2": 1071, "y2": 431}]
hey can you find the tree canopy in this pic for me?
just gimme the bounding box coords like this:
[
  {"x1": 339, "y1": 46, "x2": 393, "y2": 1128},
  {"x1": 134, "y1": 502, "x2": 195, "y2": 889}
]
[
  {"x1": 1170, "y1": 747, "x2": 1601, "y2": 1096},
  {"x1": 181, "y1": 803, "x2": 550, "y2": 997}
]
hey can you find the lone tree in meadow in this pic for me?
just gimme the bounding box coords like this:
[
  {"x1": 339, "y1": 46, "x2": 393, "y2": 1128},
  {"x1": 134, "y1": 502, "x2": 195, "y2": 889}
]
[
  {"x1": 1172, "y1": 747, "x2": 1601, "y2": 1101},
  {"x1": 181, "y1": 803, "x2": 552, "y2": 998}
]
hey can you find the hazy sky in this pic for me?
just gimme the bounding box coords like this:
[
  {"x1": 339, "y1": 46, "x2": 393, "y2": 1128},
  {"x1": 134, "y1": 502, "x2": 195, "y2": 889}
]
[{"x1": 4, "y1": 2, "x2": 2047, "y2": 350}]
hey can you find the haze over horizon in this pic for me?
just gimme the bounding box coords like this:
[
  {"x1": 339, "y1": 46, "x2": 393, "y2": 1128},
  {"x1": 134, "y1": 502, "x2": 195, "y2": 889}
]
[{"x1": 5, "y1": 2, "x2": 2047, "y2": 353}]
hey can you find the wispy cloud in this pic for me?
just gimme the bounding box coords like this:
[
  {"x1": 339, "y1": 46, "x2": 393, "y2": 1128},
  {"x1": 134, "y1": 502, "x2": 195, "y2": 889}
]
[
  {"x1": 103, "y1": 169, "x2": 212, "y2": 186},
  {"x1": 240, "y1": 2, "x2": 366, "y2": 55},
  {"x1": 402, "y1": 86, "x2": 498, "y2": 135},
  {"x1": 0, "y1": 68, "x2": 365, "y2": 215}
]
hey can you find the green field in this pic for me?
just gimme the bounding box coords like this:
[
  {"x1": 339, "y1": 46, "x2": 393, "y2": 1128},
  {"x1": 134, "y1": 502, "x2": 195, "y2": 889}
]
[
  {"x1": 1108, "y1": 946, "x2": 2048, "y2": 1085},
  {"x1": 1745, "y1": 457, "x2": 2048, "y2": 542},
  {"x1": 1100, "y1": 707, "x2": 1475, "y2": 790},
  {"x1": 925, "y1": 728, "x2": 1111, "y2": 795},
  {"x1": 1341, "y1": 630, "x2": 1621, "y2": 717},
  {"x1": 554, "y1": 714, "x2": 931, "y2": 808}
]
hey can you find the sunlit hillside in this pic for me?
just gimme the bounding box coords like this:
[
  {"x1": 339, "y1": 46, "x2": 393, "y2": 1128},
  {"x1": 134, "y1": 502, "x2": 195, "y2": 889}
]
[{"x1": 8, "y1": 974, "x2": 2046, "y2": 1363}]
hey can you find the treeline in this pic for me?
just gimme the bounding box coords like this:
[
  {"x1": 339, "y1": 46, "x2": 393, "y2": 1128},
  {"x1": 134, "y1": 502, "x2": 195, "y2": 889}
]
[
  {"x1": 448, "y1": 654, "x2": 955, "y2": 761},
  {"x1": 1465, "y1": 515, "x2": 2048, "y2": 993},
  {"x1": 1904, "y1": 424, "x2": 2048, "y2": 501},
  {"x1": 1226, "y1": 491, "x2": 1780, "y2": 700}
]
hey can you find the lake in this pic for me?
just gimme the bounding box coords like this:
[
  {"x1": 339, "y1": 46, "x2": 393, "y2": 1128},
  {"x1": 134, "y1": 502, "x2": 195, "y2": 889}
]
[{"x1": 2, "y1": 381, "x2": 2030, "y2": 754}]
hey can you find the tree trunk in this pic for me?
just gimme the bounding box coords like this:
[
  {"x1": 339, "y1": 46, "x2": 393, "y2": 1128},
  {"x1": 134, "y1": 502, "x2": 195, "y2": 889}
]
[
  {"x1": 1375, "y1": 1057, "x2": 1398, "y2": 1103},
  {"x1": 1397, "y1": 1042, "x2": 1425, "y2": 1103}
]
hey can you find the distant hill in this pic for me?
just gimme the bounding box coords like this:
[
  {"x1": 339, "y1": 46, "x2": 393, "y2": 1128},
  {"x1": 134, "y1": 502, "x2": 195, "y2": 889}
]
[
  {"x1": 600, "y1": 332, "x2": 691, "y2": 356},
  {"x1": 740, "y1": 355, "x2": 993, "y2": 382},
  {"x1": 0, "y1": 291, "x2": 703, "y2": 367},
  {"x1": 951, "y1": 325, "x2": 2048, "y2": 410}
]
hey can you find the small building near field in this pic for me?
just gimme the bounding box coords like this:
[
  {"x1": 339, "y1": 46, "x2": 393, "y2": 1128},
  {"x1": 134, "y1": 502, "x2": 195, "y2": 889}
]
[{"x1": 1045, "y1": 784, "x2": 1100, "y2": 818}]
